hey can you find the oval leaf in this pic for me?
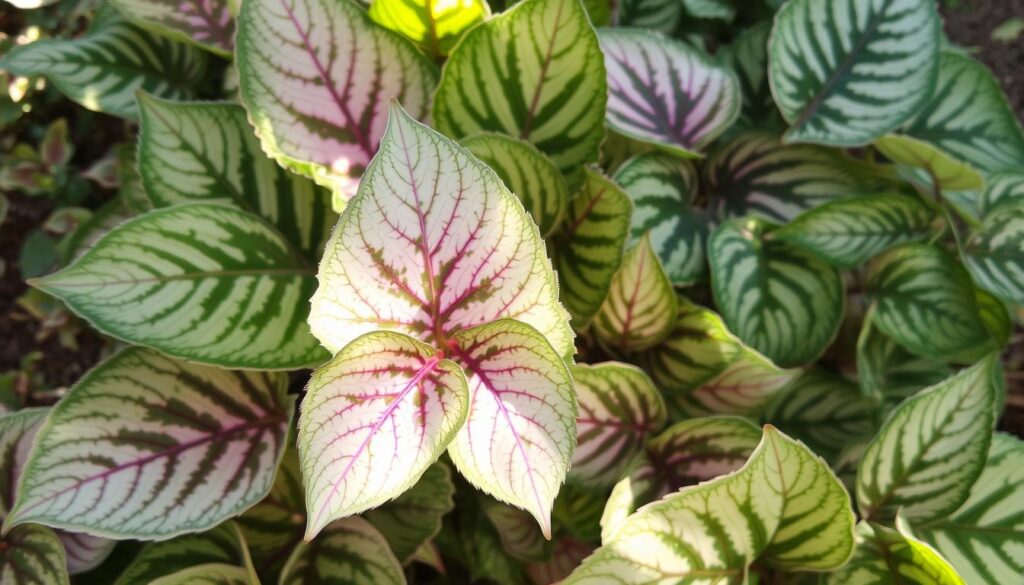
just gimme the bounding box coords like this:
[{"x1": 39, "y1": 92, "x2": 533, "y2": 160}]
[
  {"x1": 108, "y1": 0, "x2": 234, "y2": 54},
  {"x1": 369, "y1": 0, "x2": 488, "y2": 59},
  {"x1": 827, "y1": 523, "x2": 965, "y2": 585},
  {"x1": 965, "y1": 206, "x2": 1024, "y2": 306},
  {"x1": 280, "y1": 517, "x2": 405, "y2": 585},
  {"x1": 0, "y1": 525, "x2": 69, "y2": 585}
]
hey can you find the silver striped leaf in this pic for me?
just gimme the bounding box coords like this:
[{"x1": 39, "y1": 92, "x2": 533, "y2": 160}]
[
  {"x1": 364, "y1": 463, "x2": 454, "y2": 564},
  {"x1": 114, "y1": 523, "x2": 250, "y2": 585},
  {"x1": 827, "y1": 523, "x2": 965, "y2": 585},
  {"x1": 719, "y1": 21, "x2": 781, "y2": 129},
  {"x1": 279, "y1": 517, "x2": 404, "y2": 585},
  {"x1": 107, "y1": 0, "x2": 234, "y2": 55},
  {"x1": 965, "y1": 205, "x2": 1024, "y2": 306},
  {"x1": 874, "y1": 134, "x2": 985, "y2": 193},
  {"x1": 979, "y1": 171, "x2": 1024, "y2": 218},
  {"x1": 617, "y1": 0, "x2": 681, "y2": 34}
]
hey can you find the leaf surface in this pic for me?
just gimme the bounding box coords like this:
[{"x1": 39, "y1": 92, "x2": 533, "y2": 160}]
[
  {"x1": 108, "y1": 0, "x2": 234, "y2": 54},
  {"x1": 364, "y1": 462, "x2": 455, "y2": 564},
  {"x1": 369, "y1": 0, "x2": 488, "y2": 58},
  {"x1": 827, "y1": 523, "x2": 965, "y2": 585},
  {"x1": 0, "y1": 525, "x2": 69, "y2": 585},
  {"x1": 279, "y1": 517, "x2": 404, "y2": 585},
  {"x1": 965, "y1": 206, "x2": 1024, "y2": 305}
]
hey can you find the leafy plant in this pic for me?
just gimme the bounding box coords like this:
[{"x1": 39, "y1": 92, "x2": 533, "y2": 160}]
[{"x1": 0, "y1": 0, "x2": 1022, "y2": 582}]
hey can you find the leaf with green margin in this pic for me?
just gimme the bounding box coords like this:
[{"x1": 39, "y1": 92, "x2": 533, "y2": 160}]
[
  {"x1": 709, "y1": 217, "x2": 844, "y2": 367},
  {"x1": 874, "y1": 134, "x2": 984, "y2": 192},
  {"x1": 566, "y1": 426, "x2": 855, "y2": 583},
  {"x1": 0, "y1": 524, "x2": 69, "y2": 585},
  {"x1": 866, "y1": 243, "x2": 993, "y2": 361},
  {"x1": 30, "y1": 204, "x2": 326, "y2": 370},
  {"x1": 720, "y1": 22, "x2": 781, "y2": 129},
  {"x1": 461, "y1": 133, "x2": 569, "y2": 237},
  {"x1": 5, "y1": 348, "x2": 293, "y2": 539},
  {"x1": 599, "y1": 28, "x2": 740, "y2": 156},
  {"x1": 483, "y1": 500, "x2": 549, "y2": 562},
  {"x1": 236, "y1": 0, "x2": 437, "y2": 195},
  {"x1": 613, "y1": 152, "x2": 711, "y2": 285},
  {"x1": 903, "y1": 433, "x2": 1024, "y2": 584},
  {"x1": 279, "y1": 517, "x2": 404, "y2": 585},
  {"x1": 0, "y1": 17, "x2": 207, "y2": 120},
  {"x1": 826, "y1": 523, "x2": 965, "y2": 585},
  {"x1": 617, "y1": 0, "x2": 681, "y2": 34},
  {"x1": 107, "y1": 0, "x2": 234, "y2": 55},
  {"x1": 768, "y1": 0, "x2": 939, "y2": 146},
  {"x1": 979, "y1": 171, "x2": 1024, "y2": 217},
  {"x1": 857, "y1": 356, "x2": 1000, "y2": 524},
  {"x1": 568, "y1": 362, "x2": 666, "y2": 487},
  {"x1": 965, "y1": 206, "x2": 1024, "y2": 305},
  {"x1": 113, "y1": 523, "x2": 246, "y2": 585},
  {"x1": 364, "y1": 462, "x2": 455, "y2": 564},
  {"x1": 149, "y1": 563, "x2": 250, "y2": 585},
  {"x1": 369, "y1": 0, "x2": 489, "y2": 59},
  {"x1": 236, "y1": 443, "x2": 304, "y2": 579},
  {"x1": 433, "y1": 0, "x2": 607, "y2": 177},
  {"x1": 903, "y1": 51, "x2": 1024, "y2": 174},
  {"x1": 549, "y1": 168, "x2": 633, "y2": 328},
  {"x1": 551, "y1": 483, "x2": 605, "y2": 542},
  {"x1": 592, "y1": 235, "x2": 678, "y2": 354},
  {"x1": 773, "y1": 194, "x2": 937, "y2": 269},
  {"x1": 137, "y1": 94, "x2": 336, "y2": 261}
]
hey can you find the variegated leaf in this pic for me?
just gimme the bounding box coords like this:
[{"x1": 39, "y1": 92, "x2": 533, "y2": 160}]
[
  {"x1": 108, "y1": 0, "x2": 234, "y2": 54},
  {"x1": 364, "y1": 462, "x2": 455, "y2": 564},
  {"x1": 60, "y1": 532, "x2": 116, "y2": 575},
  {"x1": 369, "y1": 0, "x2": 489, "y2": 59},
  {"x1": 720, "y1": 22, "x2": 779, "y2": 128},
  {"x1": 599, "y1": 28, "x2": 740, "y2": 156},
  {"x1": 965, "y1": 206, "x2": 1024, "y2": 305},
  {"x1": 569, "y1": 362, "x2": 666, "y2": 487},
  {"x1": 236, "y1": 0, "x2": 437, "y2": 195},
  {"x1": 773, "y1": 194, "x2": 937, "y2": 269},
  {"x1": 526, "y1": 537, "x2": 593, "y2": 585},
  {"x1": 5, "y1": 348, "x2": 293, "y2": 539},
  {"x1": 279, "y1": 517, "x2": 404, "y2": 585},
  {"x1": 617, "y1": 0, "x2": 680, "y2": 34},
  {"x1": 979, "y1": 171, "x2": 1024, "y2": 217},
  {"x1": 149, "y1": 564, "x2": 250, "y2": 585},
  {"x1": 592, "y1": 235, "x2": 678, "y2": 354},
  {"x1": 827, "y1": 523, "x2": 965, "y2": 585},
  {"x1": 613, "y1": 153, "x2": 711, "y2": 285},
  {"x1": 768, "y1": 0, "x2": 940, "y2": 145},
  {"x1": 30, "y1": 204, "x2": 326, "y2": 370},
  {"x1": 549, "y1": 169, "x2": 633, "y2": 328},
  {"x1": 462, "y1": 133, "x2": 569, "y2": 237},
  {"x1": 236, "y1": 443, "x2": 304, "y2": 579},
  {"x1": 0, "y1": 525, "x2": 69, "y2": 585},
  {"x1": 709, "y1": 217, "x2": 844, "y2": 367},
  {"x1": 856, "y1": 309, "x2": 953, "y2": 408},
  {"x1": 309, "y1": 103, "x2": 574, "y2": 361},
  {"x1": 483, "y1": 500, "x2": 549, "y2": 562},
  {"x1": 433, "y1": 0, "x2": 607, "y2": 176},
  {"x1": 551, "y1": 484, "x2": 605, "y2": 543},
  {"x1": 137, "y1": 94, "x2": 336, "y2": 260},
  {"x1": 857, "y1": 356, "x2": 1000, "y2": 524},
  {"x1": 114, "y1": 523, "x2": 248, "y2": 585},
  {"x1": 874, "y1": 134, "x2": 984, "y2": 192}
]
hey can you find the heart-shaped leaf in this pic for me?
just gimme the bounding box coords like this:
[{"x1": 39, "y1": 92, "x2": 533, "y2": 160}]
[
  {"x1": 769, "y1": 0, "x2": 940, "y2": 145},
  {"x1": 114, "y1": 523, "x2": 249, "y2": 585},
  {"x1": 237, "y1": 0, "x2": 437, "y2": 194},
  {"x1": 5, "y1": 348, "x2": 293, "y2": 539},
  {"x1": 965, "y1": 206, "x2": 1024, "y2": 305},
  {"x1": 107, "y1": 0, "x2": 234, "y2": 54},
  {"x1": 433, "y1": 0, "x2": 607, "y2": 177},
  {"x1": 369, "y1": 0, "x2": 488, "y2": 59},
  {"x1": 0, "y1": 525, "x2": 69, "y2": 585},
  {"x1": 598, "y1": 28, "x2": 740, "y2": 156},
  {"x1": 280, "y1": 517, "x2": 404, "y2": 585},
  {"x1": 827, "y1": 523, "x2": 965, "y2": 585},
  {"x1": 364, "y1": 462, "x2": 454, "y2": 564}
]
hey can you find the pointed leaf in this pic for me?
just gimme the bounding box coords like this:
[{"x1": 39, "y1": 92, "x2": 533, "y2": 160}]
[
  {"x1": 369, "y1": 0, "x2": 489, "y2": 59},
  {"x1": 965, "y1": 206, "x2": 1024, "y2": 305},
  {"x1": 236, "y1": 0, "x2": 437, "y2": 194},
  {"x1": 279, "y1": 517, "x2": 404, "y2": 585},
  {"x1": 857, "y1": 356, "x2": 1000, "y2": 524},
  {"x1": 874, "y1": 134, "x2": 984, "y2": 192},
  {"x1": 448, "y1": 319, "x2": 575, "y2": 539},
  {"x1": 827, "y1": 523, "x2": 965, "y2": 585},
  {"x1": 149, "y1": 564, "x2": 251, "y2": 585},
  {"x1": 598, "y1": 28, "x2": 740, "y2": 156},
  {"x1": 5, "y1": 348, "x2": 293, "y2": 539},
  {"x1": 107, "y1": 0, "x2": 234, "y2": 54},
  {"x1": 0, "y1": 525, "x2": 69, "y2": 585},
  {"x1": 114, "y1": 523, "x2": 247, "y2": 585},
  {"x1": 768, "y1": 0, "x2": 940, "y2": 145},
  {"x1": 30, "y1": 204, "x2": 326, "y2": 370},
  {"x1": 433, "y1": 0, "x2": 607, "y2": 176},
  {"x1": 364, "y1": 462, "x2": 455, "y2": 564}
]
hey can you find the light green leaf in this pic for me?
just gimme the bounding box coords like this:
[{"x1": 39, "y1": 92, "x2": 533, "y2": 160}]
[
  {"x1": 681, "y1": 0, "x2": 734, "y2": 20},
  {"x1": 483, "y1": 500, "x2": 549, "y2": 562},
  {"x1": 0, "y1": 524, "x2": 69, "y2": 585},
  {"x1": 5, "y1": 348, "x2": 293, "y2": 539},
  {"x1": 857, "y1": 356, "x2": 1000, "y2": 524},
  {"x1": 965, "y1": 206, "x2": 1024, "y2": 305},
  {"x1": 709, "y1": 217, "x2": 844, "y2": 367},
  {"x1": 773, "y1": 194, "x2": 937, "y2": 269},
  {"x1": 149, "y1": 564, "x2": 251, "y2": 585},
  {"x1": 137, "y1": 94, "x2": 336, "y2": 260},
  {"x1": 107, "y1": 0, "x2": 234, "y2": 55},
  {"x1": 30, "y1": 204, "x2": 326, "y2": 370},
  {"x1": 364, "y1": 463, "x2": 454, "y2": 564},
  {"x1": 279, "y1": 517, "x2": 405, "y2": 585},
  {"x1": 827, "y1": 523, "x2": 965, "y2": 585},
  {"x1": 979, "y1": 171, "x2": 1024, "y2": 217},
  {"x1": 369, "y1": 0, "x2": 489, "y2": 59},
  {"x1": 433, "y1": 0, "x2": 607, "y2": 177},
  {"x1": 768, "y1": 0, "x2": 940, "y2": 145},
  {"x1": 874, "y1": 134, "x2": 984, "y2": 192},
  {"x1": 114, "y1": 523, "x2": 247, "y2": 585}
]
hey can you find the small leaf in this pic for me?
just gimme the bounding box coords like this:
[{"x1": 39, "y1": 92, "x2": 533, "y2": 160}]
[
  {"x1": 114, "y1": 523, "x2": 247, "y2": 585},
  {"x1": 874, "y1": 134, "x2": 984, "y2": 192},
  {"x1": 279, "y1": 517, "x2": 405, "y2": 585},
  {"x1": 107, "y1": 0, "x2": 234, "y2": 54},
  {"x1": 364, "y1": 462, "x2": 455, "y2": 564},
  {"x1": 0, "y1": 524, "x2": 69, "y2": 585},
  {"x1": 965, "y1": 206, "x2": 1024, "y2": 305},
  {"x1": 369, "y1": 0, "x2": 489, "y2": 59},
  {"x1": 827, "y1": 523, "x2": 965, "y2": 585}
]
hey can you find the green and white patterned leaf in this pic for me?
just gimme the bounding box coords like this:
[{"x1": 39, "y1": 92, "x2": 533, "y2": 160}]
[
  {"x1": 5, "y1": 348, "x2": 293, "y2": 539},
  {"x1": 433, "y1": 0, "x2": 607, "y2": 177},
  {"x1": 137, "y1": 95, "x2": 336, "y2": 260},
  {"x1": 709, "y1": 217, "x2": 844, "y2": 367},
  {"x1": 364, "y1": 462, "x2": 455, "y2": 564},
  {"x1": 550, "y1": 169, "x2": 633, "y2": 328},
  {"x1": 30, "y1": 204, "x2": 326, "y2": 370},
  {"x1": 279, "y1": 517, "x2": 404, "y2": 585},
  {"x1": 617, "y1": 0, "x2": 680, "y2": 34},
  {"x1": 592, "y1": 235, "x2": 678, "y2": 354},
  {"x1": 979, "y1": 171, "x2": 1024, "y2": 217},
  {"x1": 613, "y1": 153, "x2": 710, "y2": 285},
  {"x1": 483, "y1": 500, "x2": 549, "y2": 562},
  {"x1": 874, "y1": 134, "x2": 984, "y2": 192},
  {"x1": 768, "y1": 0, "x2": 940, "y2": 145},
  {"x1": 149, "y1": 564, "x2": 250, "y2": 585},
  {"x1": 857, "y1": 356, "x2": 1000, "y2": 524},
  {"x1": 309, "y1": 103, "x2": 574, "y2": 361},
  {"x1": 236, "y1": 0, "x2": 437, "y2": 195},
  {"x1": 965, "y1": 206, "x2": 1024, "y2": 305},
  {"x1": 902, "y1": 52, "x2": 1024, "y2": 174},
  {"x1": 108, "y1": 0, "x2": 234, "y2": 55},
  {"x1": 0, "y1": 525, "x2": 69, "y2": 585},
  {"x1": 856, "y1": 310, "x2": 953, "y2": 408},
  {"x1": 599, "y1": 28, "x2": 740, "y2": 156},
  {"x1": 720, "y1": 22, "x2": 779, "y2": 128},
  {"x1": 773, "y1": 195, "x2": 937, "y2": 269},
  {"x1": 866, "y1": 243, "x2": 992, "y2": 361},
  {"x1": 114, "y1": 523, "x2": 247, "y2": 585},
  {"x1": 235, "y1": 444, "x2": 304, "y2": 579},
  {"x1": 568, "y1": 362, "x2": 666, "y2": 487},
  {"x1": 827, "y1": 523, "x2": 965, "y2": 585},
  {"x1": 461, "y1": 133, "x2": 569, "y2": 237},
  {"x1": 905, "y1": 433, "x2": 1024, "y2": 584},
  {"x1": 0, "y1": 17, "x2": 207, "y2": 119},
  {"x1": 369, "y1": 0, "x2": 489, "y2": 59},
  {"x1": 0, "y1": 408, "x2": 47, "y2": 516}
]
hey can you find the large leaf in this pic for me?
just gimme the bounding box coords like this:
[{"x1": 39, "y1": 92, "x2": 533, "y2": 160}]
[
  {"x1": 568, "y1": 362, "x2": 666, "y2": 487},
  {"x1": 433, "y1": 0, "x2": 607, "y2": 176},
  {"x1": 236, "y1": 0, "x2": 437, "y2": 195},
  {"x1": 309, "y1": 103, "x2": 574, "y2": 361},
  {"x1": 4, "y1": 348, "x2": 293, "y2": 539},
  {"x1": 857, "y1": 356, "x2": 1000, "y2": 524},
  {"x1": 114, "y1": 523, "x2": 248, "y2": 585},
  {"x1": 827, "y1": 523, "x2": 965, "y2": 585},
  {"x1": 768, "y1": 0, "x2": 940, "y2": 145},
  {"x1": 30, "y1": 204, "x2": 326, "y2": 370},
  {"x1": 773, "y1": 194, "x2": 936, "y2": 269},
  {"x1": 299, "y1": 331, "x2": 468, "y2": 539},
  {"x1": 369, "y1": 0, "x2": 489, "y2": 59},
  {"x1": 709, "y1": 217, "x2": 844, "y2": 367},
  {"x1": 107, "y1": 0, "x2": 234, "y2": 54},
  {"x1": 549, "y1": 169, "x2": 633, "y2": 328},
  {"x1": 364, "y1": 462, "x2": 455, "y2": 564},
  {"x1": 613, "y1": 152, "x2": 710, "y2": 285},
  {"x1": 0, "y1": 524, "x2": 69, "y2": 585},
  {"x1": 964, "y1": 206, "x2": 1024, "y2": 305},
  {"x1": 279, "y1": 517, "x2": 405, "y2": 585},
  {"x1": 137, "y1": 95, "x2": 336, "y2": 260},
  {"x1": 0, "y1": 16, "x2": 206, "y2": 119},
  {"x1": 905, "y1": 433, "x2": 1024, "y2": 584}
]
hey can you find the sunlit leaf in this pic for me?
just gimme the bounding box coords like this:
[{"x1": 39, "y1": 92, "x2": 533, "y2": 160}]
[
  {"x1": 827, "y1": 523, "x2": 965, "y2": 585},
  {"x1": 874, "y1": 134, "x2": 984, "y2": 192},
  {"x1": 369, "y1": 0, "x2": 489, "y2": 59}
]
